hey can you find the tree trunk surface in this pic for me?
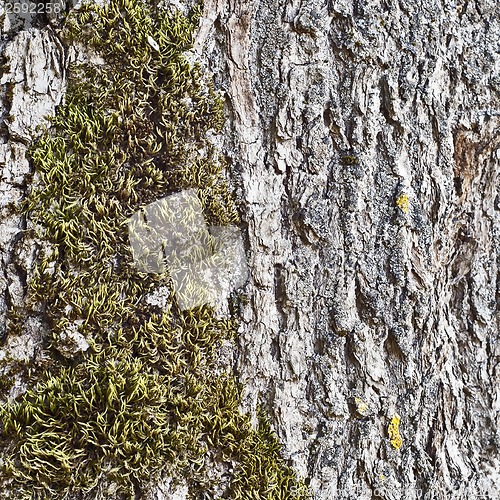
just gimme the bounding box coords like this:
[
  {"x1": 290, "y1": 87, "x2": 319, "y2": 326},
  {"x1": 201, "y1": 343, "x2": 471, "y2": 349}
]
[{"x1": 1, "y1": 0, "x2": 499, "y2": 499}]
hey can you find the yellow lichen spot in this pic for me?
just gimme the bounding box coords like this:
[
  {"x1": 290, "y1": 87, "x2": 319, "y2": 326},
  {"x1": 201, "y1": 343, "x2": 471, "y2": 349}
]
[
  {"x1": 354, "y1": 397, "x2": 368, "y2": 416},
  {"x1": 388, "y1": 414, "x2": 403, "y2": 450},
  {"x1": 379, "y1": 474, "x2": 385, "y2": 481},
  {"x1": 396, "y1": 193, "x2": 410, "y2": 213}
]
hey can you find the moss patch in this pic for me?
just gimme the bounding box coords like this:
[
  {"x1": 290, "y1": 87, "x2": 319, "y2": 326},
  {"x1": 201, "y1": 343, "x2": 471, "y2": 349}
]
[
  {"x1": 0, "y1": 1, "x2": 310, "y2": 498},
  {"x1": 0, "y1": 374, "x2": 14, "y2": 399}
]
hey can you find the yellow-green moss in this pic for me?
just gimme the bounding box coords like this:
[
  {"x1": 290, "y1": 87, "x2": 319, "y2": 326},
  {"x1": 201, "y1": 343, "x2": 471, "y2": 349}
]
[
  {"x1": 0, "y1": 374, "x2": 14, "y2": 398},
  {"x1": 0, "y1": 1, "x2": 310, "y2": 498},
  {"x1": 340, "y1": 155, "x2": 359, "y2": 166}
]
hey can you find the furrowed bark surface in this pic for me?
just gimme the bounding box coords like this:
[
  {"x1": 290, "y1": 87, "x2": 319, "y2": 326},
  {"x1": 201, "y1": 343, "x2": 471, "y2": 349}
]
[
  {"x1": 1, "y1": 0, "x2": 499, "y2": 499},
  {"x1": 197, "y1": 0, "x2": 499, "y2": 498}
]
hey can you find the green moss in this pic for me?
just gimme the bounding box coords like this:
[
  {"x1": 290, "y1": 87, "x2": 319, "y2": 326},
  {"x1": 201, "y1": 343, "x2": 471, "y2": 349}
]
[
  {"x1": 0, "y1": 1, "x2": 311, "y2": 498},
  {"x1": 340, "y1": 155, "x2": 359, "y2": 166},
  {"x1": 0, "y1": 374, "x2": 14, "y2": 398},
  {"x1": 4, "y1": 307, "x2": 24, "y2": 338}
]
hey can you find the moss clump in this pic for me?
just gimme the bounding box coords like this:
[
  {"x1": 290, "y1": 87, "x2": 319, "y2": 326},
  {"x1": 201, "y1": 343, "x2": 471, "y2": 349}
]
[
  {"x1": 4, "y1": 307, "x2": 24, "y2": 338},
  {"x1": 0, "y1": 0, "x2": 310, "y2": 498},
  {"x1": 340, "y1": 155, "x2": 359, "y2": 166},
  {"x1": 0, "y1": 374, "x2": 14, "y2": 398}
]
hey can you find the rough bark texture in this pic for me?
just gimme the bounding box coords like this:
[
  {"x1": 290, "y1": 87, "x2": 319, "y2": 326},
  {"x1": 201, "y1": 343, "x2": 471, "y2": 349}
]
[
  {"x1": 198, "y1": 0, "x2": 500, "y2": 498},
  {"x1": 1, "y1": 0, "x2": 499, "y2": 499}
]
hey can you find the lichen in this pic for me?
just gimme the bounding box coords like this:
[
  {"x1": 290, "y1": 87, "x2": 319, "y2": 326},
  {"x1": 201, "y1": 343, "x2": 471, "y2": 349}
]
[
  {"x1": 388, "y1": 414, "x2": 403, "y2": 450},
  {"x1": 0, "y1": 1, "x2": 310, "y2": 498},
  {"x1": 354, "y1": 397, "x2": 368, "y2": 417},
  {"x1": 395, "y1": 193, "x2": 410, "y2": 214}
]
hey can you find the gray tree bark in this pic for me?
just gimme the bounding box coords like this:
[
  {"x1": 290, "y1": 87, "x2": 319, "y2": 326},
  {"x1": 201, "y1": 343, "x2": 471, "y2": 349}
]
[{"x1": 1, "y1": 0, "x2": 499, "y2": 499}]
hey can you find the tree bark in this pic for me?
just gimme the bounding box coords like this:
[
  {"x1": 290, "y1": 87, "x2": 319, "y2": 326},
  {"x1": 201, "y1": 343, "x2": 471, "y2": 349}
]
[
  {"x1": 197, "y1": 0, "x2": 500, "y2": 498},
  {"x1": 1, "y1": 0, "x2": 499, "y2": 499}
]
